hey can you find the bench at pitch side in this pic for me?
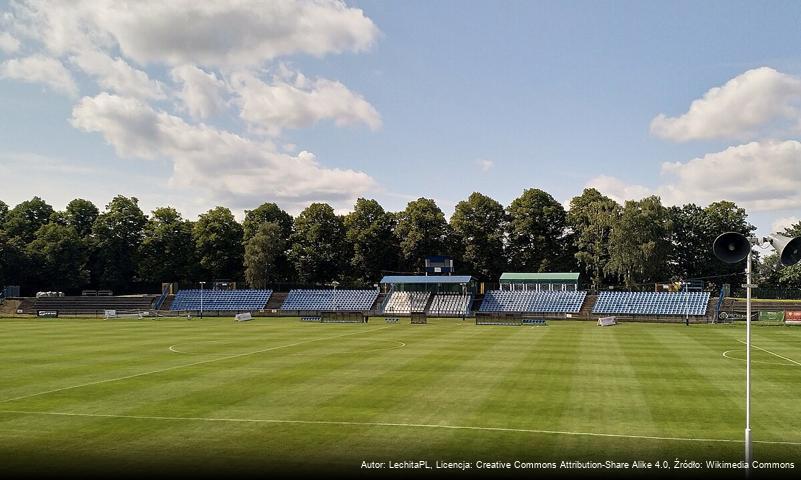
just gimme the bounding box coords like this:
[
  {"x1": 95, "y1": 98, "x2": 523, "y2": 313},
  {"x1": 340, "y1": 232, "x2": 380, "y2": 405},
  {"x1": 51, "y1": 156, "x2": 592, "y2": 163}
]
[{"x1": 522, "y1": 318, "x2": 548, "y2": 326}]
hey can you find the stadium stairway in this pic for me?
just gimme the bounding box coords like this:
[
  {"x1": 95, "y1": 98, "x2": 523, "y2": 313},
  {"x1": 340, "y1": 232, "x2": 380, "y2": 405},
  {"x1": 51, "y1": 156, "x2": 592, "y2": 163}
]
[
  {"x1": 16, "y1": 298, "x2": 36, "y2": 314},
  {"x1": 423, "y1": 294, "x2": 435, "y2": 313},
  {"x1": 265, "y1": 292, "x2": 288, "y2": 310},
  {"x1": 371, "y1": 293, "x2": 387, "y2": 312},
  {"x1": 578, "y1": 294, "x2": 597, "y2": 319},
  {"x1": 0, "y1": 298, "x2": 21, "y2": 315},
  {"x1": 158, "y1": 295, "x2": 175, "y2": 311},
  {"x1": 471, "y1": 295, "x2": 484, "y2": 312}
]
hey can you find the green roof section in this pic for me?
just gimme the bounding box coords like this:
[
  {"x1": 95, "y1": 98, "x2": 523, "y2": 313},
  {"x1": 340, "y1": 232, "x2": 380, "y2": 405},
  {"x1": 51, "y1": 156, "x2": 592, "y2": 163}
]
[{"x1": 500, "y1": 272, "x2": 579, "y2": 283}]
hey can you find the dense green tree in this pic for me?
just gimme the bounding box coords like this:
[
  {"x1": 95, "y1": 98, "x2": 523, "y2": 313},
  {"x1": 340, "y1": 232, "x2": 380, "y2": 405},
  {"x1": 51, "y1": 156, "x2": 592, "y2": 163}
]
[
  {"x1": 26, "y1": 223, "x2": 89, "y2": 291},
  {"x1": 449, "y1": 192, "x2": 506, "y2": 280},
  {"x1": 3, "y1": 196, "x2": 54, "y2": 243},
  {"x1": 395, "y1": 198, "x2": 449, "y2": 272},
  {"x1": 65, "y1": 199, "x2": 100, "y2": 238},
  {"x1": 244, "y1": 222, "x2": 287, "y2": 288},
  {"x1": 567, "y1": 188, "x2": 621, "y2": 289},
  {"x1": 0, "y1": 200, "x2": 8, "y2": 227},
  {"x1": 668, "y1": 201, "x2": 754, "y2": 291},
  {"x1": 91, "y1": 196, "x2": 148, "y2": 291},
  {"x1": 666, "y1": 204, "x2": 707, "y2": 280},
  {"x1": 194, "y1": 207, "x2": 244, "y2": 281},
  {"x1": 139, "y1": 207, "x2": 198, "y2": 283},
  {"x1": 241, "y1": 203, "x2": 294, "y2": 282},
  {"x1": 289, "y1": 203, "x2": 347, "y2": 284},
  {"x1": 0, "y1": 230, "x2": 25, "y2": 287},
  {"x1": 606, "y1": 196, "x2": 672, "y2": 288},
  {"x1": 757, "y1": 221, "x2": 801, "y2": 290},
  {"x1": 344, "y1": 198, "x2": 398, "y2": 284},
  {"x1": 506, "y1": 188, "x2": 571, "y2": 272},
  {"x1": 242, "y1": 203, "x2": 293, "y2": 241}
]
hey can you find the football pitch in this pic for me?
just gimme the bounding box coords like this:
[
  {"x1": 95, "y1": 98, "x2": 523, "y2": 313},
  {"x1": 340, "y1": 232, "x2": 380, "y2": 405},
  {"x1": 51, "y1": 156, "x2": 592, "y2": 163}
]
[{"x1": 1, "y1": 317, "x2": 800, "y2": 477}]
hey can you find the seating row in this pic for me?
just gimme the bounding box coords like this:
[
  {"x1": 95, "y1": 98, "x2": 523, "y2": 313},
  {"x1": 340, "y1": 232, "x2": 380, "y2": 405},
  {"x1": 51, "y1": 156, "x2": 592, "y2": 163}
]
[
  {"x1": 280, "y1": 289, "x2": 379, "y2": 311},
  {"x1": 383, "y1": 291, "x2": 430, "y2": 314},
  {"x1": 592, "y1": 291, "x2": 710, "y2": 316},
  {"x1": 479, "y1": 291, "x2": 586, "y2": 313},
  {"x1": 170, "y1": 290, "x2": 272, "y2": 311},
  {"x1": 428, "y1": 294, "x2": 472, "y2": 315}
]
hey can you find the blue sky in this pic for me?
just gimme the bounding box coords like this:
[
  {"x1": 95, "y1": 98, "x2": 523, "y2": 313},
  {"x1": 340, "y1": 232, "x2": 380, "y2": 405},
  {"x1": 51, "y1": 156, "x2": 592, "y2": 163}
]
[{"x1": 1, "y1": 0, "x2": 801, "y2": 234}]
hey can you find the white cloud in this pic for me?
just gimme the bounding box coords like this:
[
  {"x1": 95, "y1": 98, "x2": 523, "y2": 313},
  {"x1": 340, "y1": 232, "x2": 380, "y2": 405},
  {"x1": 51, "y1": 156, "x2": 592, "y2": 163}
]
[
  {"x1": 70, "y1": 93, "x2": 377, "y2": 209},
  {"x1": 230, "y1": 68, "x2": 381, "y2": 135},
  {"x1": 0, "y1": 32, "x2": 20, "y2": 53},
  {"x1": 660, "y1": 140, "x2": 801, "y2": 210},
  {"x1": 170, "y1": 65, "x2": 228, "y2": 119},
  {"x1": 2, "y1": 0, "x2": 383, "y2": 210},
  {"x1": 650, "y1": 67, "x2": 801, "y2": 142},
  {"x1": 0, "y1": 151, "x2": 208, "y2": 221},
  {"x1": 587, "y1": 140, "x2": 801, "y2": 211},
  {"x1": 475, "y1": 158, "x2": 494, "y2": 172},
  {"x1": 10, "y1": 0, "x2": 378, "y2": 68},
  {"x1": 585, "y1": 174, "x2": 654, "y2": 204},
  {"x1": 0, "y1": 152, "x2": 97, "y2": 174},
  {"x1": 772, "y1": 216, "x2": 800, "y2": 234},
  {"x1": 0, "y1": 54, "x2": 77, "y2": 96},
  {"x1": 69, "y1": 49, "x2": 165, "y2": 100}
]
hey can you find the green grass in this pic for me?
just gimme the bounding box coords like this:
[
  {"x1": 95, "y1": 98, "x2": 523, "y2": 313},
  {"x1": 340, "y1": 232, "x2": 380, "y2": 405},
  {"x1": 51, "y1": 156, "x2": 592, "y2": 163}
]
[
  {"x1": 729, "y1": 297, "x2": 801, "y2": 303},
  {"x1": 0, "y1": 316, "x2": 800, "y2": 477}
]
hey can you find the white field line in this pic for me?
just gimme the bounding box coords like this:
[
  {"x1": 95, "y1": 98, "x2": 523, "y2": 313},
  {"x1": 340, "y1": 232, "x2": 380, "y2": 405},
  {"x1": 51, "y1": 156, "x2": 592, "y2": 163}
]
[
  {"x1": 721, "y1": 350, "x2": 797, "y2": 366},
  {"x1": 0, "y1": 409, "x2": 800, "y2": 446},
  {"x1": 736, "y1": 339, "x2": 801, "y2": 367},
  {"x1": 0, "y1": 327, "x2": 389, "y2": 404},
  {"x1": 170, "y1": 340, "x2": 407, "y2": 356}
]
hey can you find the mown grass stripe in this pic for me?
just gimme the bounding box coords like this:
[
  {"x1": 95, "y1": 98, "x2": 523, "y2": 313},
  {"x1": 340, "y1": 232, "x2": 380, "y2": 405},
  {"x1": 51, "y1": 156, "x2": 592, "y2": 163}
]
[
  {"x1": 0, "y1": 326, "x2": 389, "y2": 404},
  {"x1": 2, "y1": 409, "x2": 800, "y2": 446}
]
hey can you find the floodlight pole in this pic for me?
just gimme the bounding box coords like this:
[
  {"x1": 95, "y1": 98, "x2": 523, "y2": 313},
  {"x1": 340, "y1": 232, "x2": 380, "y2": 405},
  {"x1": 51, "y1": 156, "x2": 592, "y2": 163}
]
[
  {"x1": 684, "y1": 281, "x2": 689, "y2": 326},
  {"x1": 331, "y1": 281, "x2": 339, "y2": 311},
  {"x1": 200, "y1": 281, "x2": 206, "y2": 319},
  {"x1": 745, "y1": 249, "x2": 753, "y2": 470}
]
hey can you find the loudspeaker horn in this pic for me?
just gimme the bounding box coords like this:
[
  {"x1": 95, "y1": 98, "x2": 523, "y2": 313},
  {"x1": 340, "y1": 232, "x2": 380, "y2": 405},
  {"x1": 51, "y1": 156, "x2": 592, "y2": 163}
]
[
  {"x1": 767, "y1": 233, "x2": 801, "y2": 267},
  {"x1": 713, "y1": 232, "x2": 751, "y2": 264}
]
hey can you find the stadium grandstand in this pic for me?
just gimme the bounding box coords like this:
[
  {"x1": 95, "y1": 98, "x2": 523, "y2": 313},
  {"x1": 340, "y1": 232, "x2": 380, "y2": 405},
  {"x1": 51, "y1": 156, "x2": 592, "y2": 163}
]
[
  {"x1": 479, "y1": 290, "x2": 586, "y2": 313},
  {"x1": 280, "y1": 289, "x2": 379, "y2": 312},
  {"x1": 170, "y1": 289, "x2": 272, "y2": 312},
  {"x1": 10, "y1": 266, "x2": 721, "y2": 322},
  {"x1": 592, "y1": 291, "x2": 710, "y2": 316},
  {"x1": 428, "y1": 293, "x2": 473, "y2": 315},
  {"x1": 24, "y1": 294, "x2": 158, "y2": 316},
  {"x1": 379, "y1": 275, "x2": 476, "y2": 316},
  {"x1": 478, "y1": 272, "x2": 586, "y2": 315}
]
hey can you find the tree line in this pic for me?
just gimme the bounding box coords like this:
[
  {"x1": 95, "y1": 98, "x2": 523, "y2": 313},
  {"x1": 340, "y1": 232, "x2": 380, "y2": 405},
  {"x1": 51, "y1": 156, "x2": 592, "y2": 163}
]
[{"x1": 1, "y1": 188, "x2": 798, "y2": 295}]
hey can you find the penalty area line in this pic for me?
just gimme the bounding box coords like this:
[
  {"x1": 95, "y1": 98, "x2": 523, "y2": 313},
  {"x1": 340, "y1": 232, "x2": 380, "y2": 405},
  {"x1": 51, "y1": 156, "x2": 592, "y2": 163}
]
[
  {"x1": 0, "y1": 409, "x2": 800, "y2": 446},
  {"x1": 0, "y1": 326, "x2": 390, "y2": 404},
  {"x1": 736, "y1": 339, "x2": 801, "y2": 367}
]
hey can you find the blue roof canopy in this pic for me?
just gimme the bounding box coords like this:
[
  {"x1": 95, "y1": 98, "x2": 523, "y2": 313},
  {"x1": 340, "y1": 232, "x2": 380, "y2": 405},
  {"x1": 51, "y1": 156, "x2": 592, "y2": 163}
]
[{"x1": 380, "y1": 275, "x2": 473, "y2": 284}]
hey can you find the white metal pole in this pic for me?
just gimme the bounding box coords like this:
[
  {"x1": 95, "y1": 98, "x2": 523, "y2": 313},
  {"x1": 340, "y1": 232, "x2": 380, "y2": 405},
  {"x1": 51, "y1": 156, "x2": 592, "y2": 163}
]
[
  {"x1": 685, "y1": 281, "x2": 689, "y2": 326},
  {"x1": 200, "y1": 282, "x2": 205, "y2": 319},
  {"x1": 745, "y1": 251, "x2": 753, "y2": 470}
]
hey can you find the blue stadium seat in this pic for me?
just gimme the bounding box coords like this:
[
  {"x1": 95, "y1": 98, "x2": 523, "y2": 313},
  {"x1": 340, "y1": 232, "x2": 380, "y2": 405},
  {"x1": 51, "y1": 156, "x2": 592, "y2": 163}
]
[
  {"x1": 382, "y1": 291, "x2": 430, "y2": 314},
  {"x1": 427, "y1": 293, "x2": 472, "y2": 315},
  {"x1": 280, "y1": 289, "x2": 379, "y2": 311},
  {"x1": 478, "y1": 290, "x2": 586, "y2": 313},
  {"x1": 170, "y1": 289, "x2": 272, "y2": 311},
  {"x1": 591, "y1": 291, "x2": 710, "y2": 316}
]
